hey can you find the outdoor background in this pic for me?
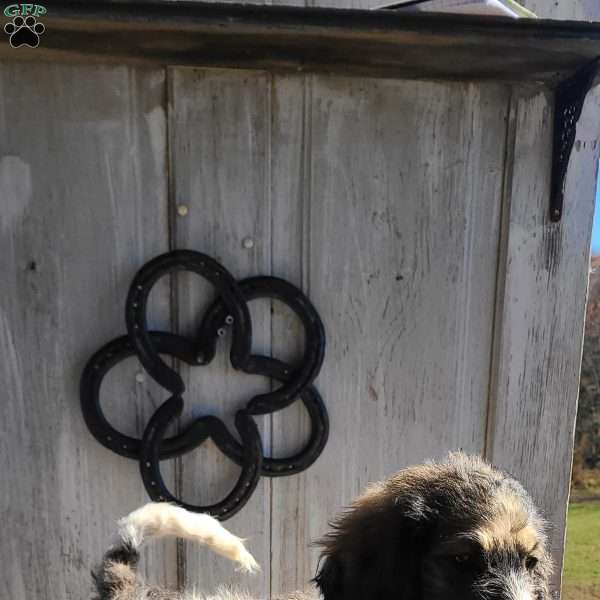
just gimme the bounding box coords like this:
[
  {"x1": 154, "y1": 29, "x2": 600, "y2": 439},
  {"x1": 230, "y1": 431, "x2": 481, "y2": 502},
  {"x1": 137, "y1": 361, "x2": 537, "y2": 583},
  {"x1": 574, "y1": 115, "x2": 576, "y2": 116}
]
[{"x1": 563, "y1": 187, "x2": 600, "y2": 600}]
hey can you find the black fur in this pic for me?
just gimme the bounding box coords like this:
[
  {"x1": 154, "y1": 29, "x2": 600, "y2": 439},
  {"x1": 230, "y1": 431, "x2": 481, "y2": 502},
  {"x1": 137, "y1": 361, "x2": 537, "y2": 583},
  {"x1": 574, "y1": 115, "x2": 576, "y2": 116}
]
[
  {"x1": 92, "y1": 540, "x2": 140, "y2": 600},
  {"x1": 314, "y1": 455, "x2": 551, "y2": 600}
]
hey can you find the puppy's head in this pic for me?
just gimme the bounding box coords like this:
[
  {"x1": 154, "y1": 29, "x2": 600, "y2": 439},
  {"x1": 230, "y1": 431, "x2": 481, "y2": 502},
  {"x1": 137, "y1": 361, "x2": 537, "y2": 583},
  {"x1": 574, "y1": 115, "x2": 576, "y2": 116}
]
[{"x1": 315, "y1": 453, "x2": 552, "y2": 600}]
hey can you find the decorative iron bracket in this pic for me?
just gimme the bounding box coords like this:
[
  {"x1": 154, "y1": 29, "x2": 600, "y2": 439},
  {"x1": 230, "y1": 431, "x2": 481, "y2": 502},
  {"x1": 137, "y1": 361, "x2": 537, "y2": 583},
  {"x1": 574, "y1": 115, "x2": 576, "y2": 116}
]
[{"x1": 550, "y1": 58, "x2": 600, "y2": 222}]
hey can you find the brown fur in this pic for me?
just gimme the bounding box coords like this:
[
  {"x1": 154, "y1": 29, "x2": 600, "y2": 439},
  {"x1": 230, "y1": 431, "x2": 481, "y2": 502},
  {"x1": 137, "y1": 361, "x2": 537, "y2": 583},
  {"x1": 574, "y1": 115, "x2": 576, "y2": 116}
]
[{"x1": 93, "y1": 453, "x2": 552, "y2": 600}]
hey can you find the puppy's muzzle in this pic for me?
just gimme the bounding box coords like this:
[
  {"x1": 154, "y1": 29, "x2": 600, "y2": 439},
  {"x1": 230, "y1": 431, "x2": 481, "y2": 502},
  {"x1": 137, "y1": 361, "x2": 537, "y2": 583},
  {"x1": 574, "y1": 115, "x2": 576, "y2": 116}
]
[{"x1": 474, "y1": 569, "x2": 534, "y2": 600}]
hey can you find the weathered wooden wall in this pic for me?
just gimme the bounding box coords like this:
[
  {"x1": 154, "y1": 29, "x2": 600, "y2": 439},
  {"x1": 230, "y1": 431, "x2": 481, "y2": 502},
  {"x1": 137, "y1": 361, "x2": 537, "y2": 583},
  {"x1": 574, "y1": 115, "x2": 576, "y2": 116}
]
[
  {"x1": 521, "y1": 0, "x2": 600, "y2": 20},
  {"x1": 486, "y1": 85, "x2": 600, "y2": 592},
  {"x1": 1, "y1": 3, "x2": 599, "y2": 597},
  {"x1": 488, "y1": 2, "x2": 600, "y2": 595},
  {"x1": 0, "y1": 64, "x2": 176, "y2": 599}
]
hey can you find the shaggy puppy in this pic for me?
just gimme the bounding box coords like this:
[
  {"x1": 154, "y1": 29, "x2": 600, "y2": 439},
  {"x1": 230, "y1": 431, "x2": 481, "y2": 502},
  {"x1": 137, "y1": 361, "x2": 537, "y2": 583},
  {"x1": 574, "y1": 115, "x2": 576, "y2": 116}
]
[{"x1": 92, "y1": 453, "x2": 552, "y2": 600}]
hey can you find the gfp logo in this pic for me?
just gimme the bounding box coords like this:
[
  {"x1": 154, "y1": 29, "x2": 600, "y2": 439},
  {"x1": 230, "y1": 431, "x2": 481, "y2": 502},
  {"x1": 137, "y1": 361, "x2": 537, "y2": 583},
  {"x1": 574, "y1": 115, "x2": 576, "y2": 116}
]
[{"x1": 3, "y1": 4, "x2": 46, "y2": 48}]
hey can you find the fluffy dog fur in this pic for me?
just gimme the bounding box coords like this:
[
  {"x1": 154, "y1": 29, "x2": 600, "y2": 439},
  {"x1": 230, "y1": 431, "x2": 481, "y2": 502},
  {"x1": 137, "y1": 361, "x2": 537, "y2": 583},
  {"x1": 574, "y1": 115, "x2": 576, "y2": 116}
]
[{"x1": 92, "y1": 453, "x2": 552, "y2": 600}]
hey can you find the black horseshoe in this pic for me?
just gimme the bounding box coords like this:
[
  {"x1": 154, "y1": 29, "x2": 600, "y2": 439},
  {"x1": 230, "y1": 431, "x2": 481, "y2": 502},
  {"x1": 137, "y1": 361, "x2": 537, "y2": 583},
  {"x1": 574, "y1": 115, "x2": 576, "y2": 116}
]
[
  {"x1": 81, "y1": 250, "x2": 329, "y2": 520},
  {"x1": 81, "y1": 333, "x2": 328, "y2": 473},
  {"x1": 200, "y1": 276, "x2": 326, "y2": 415},
  {"x1": 140, "y1": 396, "x2": 263, "y2": 520},
  {"x1": 80, "y1": 332, "x2": 213, "y2": 460},
  {"x1": 203, "y1": 356, "x2": 329, "y2": 476},
  {"x1": 126, "y1": 250, "x2": 252, "y2": 395}
]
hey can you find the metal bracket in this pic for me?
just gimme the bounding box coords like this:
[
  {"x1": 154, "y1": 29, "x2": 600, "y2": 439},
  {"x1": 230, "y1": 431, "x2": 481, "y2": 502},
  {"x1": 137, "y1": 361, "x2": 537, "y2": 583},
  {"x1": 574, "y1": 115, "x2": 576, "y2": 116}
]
[{"x1": 550, "y1": 58, "x2": 600, "y2": 222}]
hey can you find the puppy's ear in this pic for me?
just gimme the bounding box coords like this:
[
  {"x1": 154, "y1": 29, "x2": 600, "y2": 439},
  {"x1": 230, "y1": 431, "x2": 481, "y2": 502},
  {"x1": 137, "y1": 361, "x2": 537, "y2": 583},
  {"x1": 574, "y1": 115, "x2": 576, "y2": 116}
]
[
  {"x1": 313, "y1": 555, "x2": 343, "y2": 600},
  {"x1": 314, "y1": 476, "x2": 435, "y2": 600}
]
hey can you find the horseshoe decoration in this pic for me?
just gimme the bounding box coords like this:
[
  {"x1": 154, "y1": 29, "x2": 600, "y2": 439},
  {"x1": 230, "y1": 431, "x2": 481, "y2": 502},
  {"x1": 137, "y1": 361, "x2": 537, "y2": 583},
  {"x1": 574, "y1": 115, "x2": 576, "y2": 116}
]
[{"x1": 80, "y1": 250, "x2": 327, "y2": 520}]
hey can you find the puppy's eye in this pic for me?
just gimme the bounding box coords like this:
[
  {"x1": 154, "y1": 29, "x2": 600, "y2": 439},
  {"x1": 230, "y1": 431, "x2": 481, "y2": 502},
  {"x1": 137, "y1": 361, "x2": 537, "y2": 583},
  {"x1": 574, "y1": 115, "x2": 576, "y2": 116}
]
[
  {"x1": 525, "y1": 556, "x2": 538, "y2": 571},
  {"x1": 454, "y1": 554, "x2": 472, "y2": 565}
]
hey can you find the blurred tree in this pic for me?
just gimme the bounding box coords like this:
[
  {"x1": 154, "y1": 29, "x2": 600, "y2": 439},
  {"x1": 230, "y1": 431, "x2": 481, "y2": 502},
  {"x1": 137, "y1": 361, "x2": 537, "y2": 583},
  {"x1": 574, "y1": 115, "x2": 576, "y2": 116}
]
[{"x1": 574, "y1": 257, "x2": 600, "y2": 487}]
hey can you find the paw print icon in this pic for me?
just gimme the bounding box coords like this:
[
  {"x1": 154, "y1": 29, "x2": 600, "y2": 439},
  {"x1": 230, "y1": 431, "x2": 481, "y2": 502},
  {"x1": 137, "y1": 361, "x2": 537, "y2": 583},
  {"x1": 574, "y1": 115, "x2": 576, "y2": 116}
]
[{"x1": 4, "y1": 15, "x2": 45, "y2": 48}]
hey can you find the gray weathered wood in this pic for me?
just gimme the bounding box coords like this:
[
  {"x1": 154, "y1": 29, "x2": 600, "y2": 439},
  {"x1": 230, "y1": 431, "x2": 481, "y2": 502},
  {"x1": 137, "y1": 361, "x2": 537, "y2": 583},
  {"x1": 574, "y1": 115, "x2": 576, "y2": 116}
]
[
  {"x1": 169, "y1": 67, "x2": 272, "y2": 595},
  {"x1": 486, "y1": 84, "x2": 600, "y2": 595},
  {"x1": 268, "y1": 74, "x2": 316, "y2": 593},
  {"x1": 485, "y1": 0, "x2": 600, "y2": 593},
  {"x1": 269, "y1": 74, "x2": 510, "y2": 595},
  {"x1": 0, "y1": 63, "x2": 174, "y2": 599},
  {"x1": 521, "y1": 0, "x2": 600, "y2": 20}
]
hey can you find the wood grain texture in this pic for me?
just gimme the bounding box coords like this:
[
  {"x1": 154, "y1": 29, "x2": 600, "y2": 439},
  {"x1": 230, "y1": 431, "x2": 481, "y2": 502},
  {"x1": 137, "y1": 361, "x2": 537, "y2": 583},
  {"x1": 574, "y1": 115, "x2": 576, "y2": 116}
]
[
  {"x1": 521, "y1": 0, "x2": 600, "y2": 20},
  {"x1": 0, "y1": 63, "x2": 174, "y2": 599},
  {"x1": 486, "y1": 85, "x2": 600, "y2": 596},
  {"x1": 486, "y1": 2, "x2": 600, "y2": 599},
  {"x1": 268, "y1": 74, "x2": 315, "y2": 593},
  {"x1": 269, "y1": 74, "x2": 510, "y2": 595},
  {"x1": 169, "y1": 67, "x2": 272, "y2": 595}
]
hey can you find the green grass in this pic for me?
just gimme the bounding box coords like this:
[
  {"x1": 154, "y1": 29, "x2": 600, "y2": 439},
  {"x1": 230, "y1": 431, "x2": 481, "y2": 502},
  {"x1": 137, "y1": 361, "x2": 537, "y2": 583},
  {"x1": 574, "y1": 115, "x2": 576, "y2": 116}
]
[{"x1": 562, "y1": 501, "x2": 600, "y2": 600}]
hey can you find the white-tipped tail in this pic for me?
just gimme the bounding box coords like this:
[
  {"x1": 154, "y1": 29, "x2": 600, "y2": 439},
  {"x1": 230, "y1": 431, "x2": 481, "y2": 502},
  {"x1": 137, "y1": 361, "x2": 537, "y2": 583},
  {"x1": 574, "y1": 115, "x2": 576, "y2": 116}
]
[{"x1": 118, "y1": 503, "x2": 260, "y2": 573}]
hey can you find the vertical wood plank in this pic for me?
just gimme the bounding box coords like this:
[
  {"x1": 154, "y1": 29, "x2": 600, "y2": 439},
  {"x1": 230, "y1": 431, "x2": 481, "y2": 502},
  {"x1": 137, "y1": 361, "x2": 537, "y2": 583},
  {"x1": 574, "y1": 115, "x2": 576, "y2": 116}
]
[
  {"x1": 479, "y1": 4, "x2": 600, "y2": 599},
  {"x1": 486, "y1": 85, "x2": 600, "y2": 595},
  {"x1": 0, "y1": 63, "x2": 174, "y2": 600},
  {"x1": 269, "y1": 75, "x2": 510, "y2": 594},
  {"x1": 169, "y1": 67, "x2": 272, "y2": 596},
  {"x1": 268, "y1": 74, "x2": 313, "y2": 594}
]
